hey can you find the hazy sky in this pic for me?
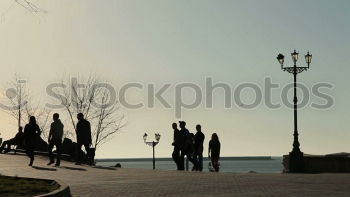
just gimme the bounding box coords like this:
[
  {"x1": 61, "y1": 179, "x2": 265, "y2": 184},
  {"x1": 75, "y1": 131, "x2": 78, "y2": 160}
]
[{"x1": 0, "y1": 0, "x2": 349, "y2": 158}]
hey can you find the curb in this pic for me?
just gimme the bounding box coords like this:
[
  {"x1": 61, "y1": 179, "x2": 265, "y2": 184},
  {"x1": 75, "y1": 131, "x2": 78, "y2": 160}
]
[{"x1": 35, "y1": 179, "x2": 72, "y2": 197}]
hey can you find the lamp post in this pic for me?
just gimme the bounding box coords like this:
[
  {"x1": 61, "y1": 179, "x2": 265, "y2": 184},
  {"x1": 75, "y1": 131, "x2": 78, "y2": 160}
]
[
  {"x1": 277, "y1": 50, "x2": 312, "y2": 173},
  {"x1": 143, "y1": 133, "x2": 161, "y2": 170}
]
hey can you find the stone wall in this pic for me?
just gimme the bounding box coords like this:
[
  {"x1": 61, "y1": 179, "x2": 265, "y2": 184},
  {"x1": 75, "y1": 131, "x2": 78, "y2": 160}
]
[{"x1": 283, "y1": 153, "x2": 350, "y2": 173}]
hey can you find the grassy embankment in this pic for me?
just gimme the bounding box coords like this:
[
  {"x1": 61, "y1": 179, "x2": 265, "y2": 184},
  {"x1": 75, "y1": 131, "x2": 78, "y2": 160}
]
[{"x1": 0, "y1": 176, "x2": 59, "y2": 197}]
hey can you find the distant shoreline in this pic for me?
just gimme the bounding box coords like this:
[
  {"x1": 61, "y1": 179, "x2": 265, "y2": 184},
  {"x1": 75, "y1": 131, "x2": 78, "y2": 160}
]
[{"x1": 96, "y1": 156, "x2": 274, "y2": 162}]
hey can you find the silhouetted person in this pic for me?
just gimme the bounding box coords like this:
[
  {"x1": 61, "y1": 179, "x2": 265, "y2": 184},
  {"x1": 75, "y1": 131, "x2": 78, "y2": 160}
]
[
  {"x1": 178, "y1": 121, "x2": 197, "y2": 170},
  {"x1": 75, "y1": 113, "x2": 92, "y2": 165},
  {"x1": 24, "y1": 116, "x2": 41, "y2": 166},
  {"x1": 187, "y1": 132, "x2": 198, "y2": 171},
  {"x1": 178, "y1": 121, "x2": 188, "y2": 170},
  {"x1": 171, "y1": 123, "x2": 182, "y2": 170},
  {"x1": 208, "y1": 133, "x2": 221, "y2": 172},
  {"x1": 194, "y1": 124, "x2": 205, "y2": 171},
  {"x1": 47, "y1": 113, "x2": 64, "y2": 167},
  {"x1": 0, "y1": 127, "x2": 24, "y2": 153}
]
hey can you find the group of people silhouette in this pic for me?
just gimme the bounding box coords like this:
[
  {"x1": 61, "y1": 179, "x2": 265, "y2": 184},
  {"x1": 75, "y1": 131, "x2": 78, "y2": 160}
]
[
  {"x1": 171, "y1": 121, "x2": 221, "y2": 172},
  {"x1": 0, "y1": 113, "x2": 93, "y2": 167},
  {"x1": 1, "y1": 115, "x2": 221, "y2": 172}
]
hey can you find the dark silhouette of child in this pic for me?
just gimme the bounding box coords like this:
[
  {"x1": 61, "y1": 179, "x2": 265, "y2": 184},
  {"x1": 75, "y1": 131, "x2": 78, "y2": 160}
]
[
  {"x1": 0, "y1": 127, "x2": 24, "y2": 153},
  {"x1": 208, "y1": 133, "x2": 221, "y2": 172},
  {"x1": 24, "y1": 116, "x2": 41, "y2": 166}
]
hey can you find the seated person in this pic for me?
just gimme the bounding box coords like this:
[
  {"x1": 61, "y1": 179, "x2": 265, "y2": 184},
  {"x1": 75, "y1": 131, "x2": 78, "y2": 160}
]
[{"x1": 0, "y1": 127, "x2": 24, "y2": 153}]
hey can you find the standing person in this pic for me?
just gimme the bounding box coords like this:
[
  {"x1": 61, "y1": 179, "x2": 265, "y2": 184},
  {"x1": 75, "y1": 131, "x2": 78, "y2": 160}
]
[
  {"x1": 178, "y1": 121, "x2": 189, "y2": 170},
  {"x1": 179, "y1": 121, "x2": 197, "y2": 170},
  {"x1": 171, "y1": 123, "x2": 181, "y2": 170},
  {"x1": 208, "y1": 133, "x2": 221, "y2": 172},
  {"x1": 47, "y1": 113, "x2": 64, "y2": 167},
  {"x1": 24, "y1": 116, "x2": 41, "y2": 166},
  {"x1": 75, "y1": 113, "x2": 92, "y2": 165},
  {"x1": 194, "y1": 124, "x2": 205, "y2": 171}
]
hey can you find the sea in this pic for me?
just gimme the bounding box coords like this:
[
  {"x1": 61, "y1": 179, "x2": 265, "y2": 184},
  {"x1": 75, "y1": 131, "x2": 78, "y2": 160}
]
[{"x1": 96, "y1": 156, "x2": 283, "y2": 173}]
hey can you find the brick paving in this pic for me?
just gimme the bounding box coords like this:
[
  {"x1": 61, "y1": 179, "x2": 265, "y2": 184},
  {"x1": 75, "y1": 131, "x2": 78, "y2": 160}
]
[{"x1": 1, "y1": 154, "x2": 350, "y2": 197}]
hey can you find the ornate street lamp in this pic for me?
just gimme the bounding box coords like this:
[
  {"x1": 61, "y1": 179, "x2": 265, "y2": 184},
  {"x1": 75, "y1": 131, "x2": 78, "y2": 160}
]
[
  {"x1": 277, "y1": 49, "x2": 312, "y2": 173},
  {"x1": 143, "y1": 132, "x2": 161, "y2": 170}
]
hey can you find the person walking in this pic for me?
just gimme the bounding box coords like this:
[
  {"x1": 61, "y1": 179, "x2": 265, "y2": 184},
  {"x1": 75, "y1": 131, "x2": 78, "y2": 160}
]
[
  {"x1": 194, "y1": 124, "x2": 205, "y2": 171},
  {"x1": 75, "y1": 113, "x2": 92, "y2": 165},
  {"x1": 171, "y1": 123, "x2": 182, "y2": 170},
  {"x1": 47, "y1": 113, "x2": 64, "y2": 167},
  {"x1": 179, "y1": 121, "x2": 197, "y2": 170},
  {"x1": 187, "y1": 132, "x2": 197, "y2": 171},
  {"x1": 24, "y1": 116, "x2": 41, "y2": 166},
  {"x1": 208, "y1": 133, "x2": 221, "y2": 172}
]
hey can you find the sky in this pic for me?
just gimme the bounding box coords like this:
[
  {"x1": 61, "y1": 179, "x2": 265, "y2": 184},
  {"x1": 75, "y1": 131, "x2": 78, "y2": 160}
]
[{"x1": 0, "y1": 0, "x2": 349, "y2": 158}]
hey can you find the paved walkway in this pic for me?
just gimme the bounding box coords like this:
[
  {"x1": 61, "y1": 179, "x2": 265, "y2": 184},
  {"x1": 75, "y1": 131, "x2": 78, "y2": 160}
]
[{"x1": 1, "y1": 154, "x2": 350, "y2": 197}]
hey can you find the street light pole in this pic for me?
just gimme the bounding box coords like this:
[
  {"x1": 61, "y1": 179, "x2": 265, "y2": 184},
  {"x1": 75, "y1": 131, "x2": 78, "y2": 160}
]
[
  {"x1": 152, "y1": 141, "x2": 156, "y2": 170},
  {"x1": 143, "y1": 133, "x2": 161, "y2": 170},
  {"x1": 293, "y1": 62, "x2": 300, "y2": 153},
  {"x1": 277, "y1": 50, "x2": 312, "y2": 173}
]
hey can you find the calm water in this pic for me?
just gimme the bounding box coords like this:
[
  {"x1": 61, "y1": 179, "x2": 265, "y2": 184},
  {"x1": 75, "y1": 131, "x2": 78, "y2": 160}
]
[{"x1": 96, "y1": 157, "x2": 283, "y2": 173}]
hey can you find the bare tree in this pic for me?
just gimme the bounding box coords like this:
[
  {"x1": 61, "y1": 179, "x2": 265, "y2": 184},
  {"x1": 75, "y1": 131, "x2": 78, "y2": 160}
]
[
  {"x1": 14, "y1": 0, "x2": 47, "y2": 14},
  {"x1": 1, "y1": 74, "x2": 29, "y2": 128},
  {"x1": 55, "y1": 75, "x2": 99, "y2": 135},
  {"x1": 91, "y1": 85, "x2": 125, "y2": 149},
  {"x1": 1, "y1": 74, "x2": 51, "y2": 140},
  {"x1": 1, "y1": 0, "x2": 47, "y2": 22},
  {"x1": 55, "y1": 75, "x2": 126, "y2": 150}
]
